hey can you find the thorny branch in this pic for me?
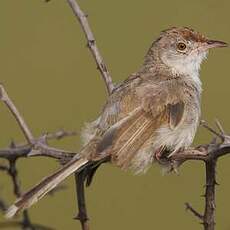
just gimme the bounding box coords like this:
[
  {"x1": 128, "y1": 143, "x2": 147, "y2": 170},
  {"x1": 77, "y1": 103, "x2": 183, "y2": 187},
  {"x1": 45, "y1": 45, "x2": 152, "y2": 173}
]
[
  {"x1": 0, "y1": 130, "x2": 77, "y2": 161},
  {"x1": 66, "y1": 0, "x2": 114, "y2": 95},
  {"x1": 170, "y1": 120, "x2": 230, "y2": 230},
  {"x1": 0, "y1": 146, "x2": 59, "y2": 230},
  {"x1": 185, "y1": 202, "x2": 203, "y2": 221},
  {"x1": 0, "y1": 84, "x2": 77, "y2": 229},
  {"x1": 64, "y1": 1, "x2": 115, "y2": 229},
  {"x1": 0, "y1": 1, "x2": 229, "y2": 230},
  {"x1": 1, "y1": 82, "x2": 230, "y2": 230},
  {"x1": 0, "y1": 85, "x2": 34, "y2": 144}
]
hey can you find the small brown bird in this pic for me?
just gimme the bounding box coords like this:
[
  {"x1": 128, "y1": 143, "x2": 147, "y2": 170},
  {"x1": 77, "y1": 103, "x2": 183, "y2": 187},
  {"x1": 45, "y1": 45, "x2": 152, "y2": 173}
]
[{"x1": 6, "y1": 27, "x2": 227, "y2": 218}]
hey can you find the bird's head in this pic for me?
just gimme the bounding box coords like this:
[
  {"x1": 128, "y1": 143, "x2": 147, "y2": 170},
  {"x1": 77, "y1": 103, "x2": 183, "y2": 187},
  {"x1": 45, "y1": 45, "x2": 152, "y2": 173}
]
[{"x1": 149, "y1": 27, "x2": 228, "y2": 76}]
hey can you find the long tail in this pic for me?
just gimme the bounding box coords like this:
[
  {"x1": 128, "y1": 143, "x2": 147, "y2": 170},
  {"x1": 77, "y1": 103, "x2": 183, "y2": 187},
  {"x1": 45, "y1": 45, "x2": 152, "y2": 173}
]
[{"x1": 5, "y1": 157, "x2": 89, "y2": 218}]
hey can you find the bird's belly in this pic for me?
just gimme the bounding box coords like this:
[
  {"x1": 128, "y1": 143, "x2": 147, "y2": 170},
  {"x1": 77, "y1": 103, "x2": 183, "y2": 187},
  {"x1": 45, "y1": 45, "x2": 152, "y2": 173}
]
[
  {"x1": 154, "y1": 120, "x2": 199, "y2": 153},
  {"x1": 130, "y1": 121, "x2": 198, "y2": 174}
]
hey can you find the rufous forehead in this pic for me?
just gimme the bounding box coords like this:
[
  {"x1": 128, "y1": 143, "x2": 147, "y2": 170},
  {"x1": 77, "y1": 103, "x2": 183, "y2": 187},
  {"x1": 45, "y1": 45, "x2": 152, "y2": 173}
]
[{"x1": 162, "y1": 27, "x2": 208, "y2": 43}]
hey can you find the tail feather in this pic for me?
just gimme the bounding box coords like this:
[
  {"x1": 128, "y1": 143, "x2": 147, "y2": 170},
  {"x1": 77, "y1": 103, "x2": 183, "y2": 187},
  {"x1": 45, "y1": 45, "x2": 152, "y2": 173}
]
[{"x1": 5, "y1": 157, "x2": 88, "y2": 218}]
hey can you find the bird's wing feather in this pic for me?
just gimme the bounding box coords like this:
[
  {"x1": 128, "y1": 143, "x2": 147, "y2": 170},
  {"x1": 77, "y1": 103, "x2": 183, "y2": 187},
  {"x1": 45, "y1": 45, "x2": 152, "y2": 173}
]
[
  {"x1": 95, "y1": 80, "x2": 185, "y2": 170},
  {"x1": 167, "y1": 101, "x2": 185, "y2": 129}
]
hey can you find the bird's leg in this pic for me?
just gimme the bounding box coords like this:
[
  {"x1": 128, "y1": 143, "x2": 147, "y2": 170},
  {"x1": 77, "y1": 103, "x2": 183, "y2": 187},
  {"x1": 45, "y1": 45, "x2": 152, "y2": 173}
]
[
  {"x1": 154, "y1": 147, "x2": 182, "y2": 173},
  {"x1": 154, "y1": 146, "x2": 165, "y2": 161}
]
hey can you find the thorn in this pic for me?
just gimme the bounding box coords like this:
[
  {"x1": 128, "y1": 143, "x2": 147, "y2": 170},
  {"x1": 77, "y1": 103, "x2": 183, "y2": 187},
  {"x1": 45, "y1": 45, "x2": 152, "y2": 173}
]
[
  {"x1": 88, "y1": 40, "x2": 95, "y2": 47},
  {"x1": 184, "y1": 202, "x2": 203, "y2": 220},
  {"x1": 204, "y1": 183, "x2": 213, "y2": 188},
  {"x1": 9, "y1": 140, "x2": 16, "y2": 149},
  {"x1": 74, "y1": 215, "x2": 80, "y2": 220},
  {"x1": 74, "y1": 213, "x2": 89, "y2": 221}
]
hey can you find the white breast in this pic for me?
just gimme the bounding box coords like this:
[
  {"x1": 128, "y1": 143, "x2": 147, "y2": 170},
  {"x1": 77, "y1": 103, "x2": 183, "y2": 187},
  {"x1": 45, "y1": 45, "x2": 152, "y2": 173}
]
[
  {"x1": 130, "y1": 102, "x2": 200, "y2": 174},
  {"x1": 154, "y1": 120, "x2": 199, "y2": 155}
]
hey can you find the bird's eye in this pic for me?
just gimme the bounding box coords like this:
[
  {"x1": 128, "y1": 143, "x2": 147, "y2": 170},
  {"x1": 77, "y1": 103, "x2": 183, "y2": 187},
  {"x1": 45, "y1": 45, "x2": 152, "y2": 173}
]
[{"x1": 177, "y1": 42, "x2": 187, "y2": 51}]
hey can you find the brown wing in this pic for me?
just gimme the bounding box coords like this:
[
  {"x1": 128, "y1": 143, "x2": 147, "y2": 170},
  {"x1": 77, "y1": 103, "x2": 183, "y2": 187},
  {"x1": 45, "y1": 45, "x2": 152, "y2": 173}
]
[
  {"x1": 167, "y1": 102, "x2": 184, "y2": 129},
  {"x1": 110, "y1": 109, "x2": 163, "y2": 169},
  {"x1": 94, "y1": 79, "x2": 185, "y2": 170}
]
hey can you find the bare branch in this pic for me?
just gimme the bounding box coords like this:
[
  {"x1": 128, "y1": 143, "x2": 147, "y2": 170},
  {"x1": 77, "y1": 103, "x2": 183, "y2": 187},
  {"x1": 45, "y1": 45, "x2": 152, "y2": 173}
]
[
  {"x1": 0, "y1": 84, "x2": 34, "y2": 144},
  {"x1": 28, "y1": 140, "x2": 76, "y2": 161},
  {"x1": 5, "y1": 157, "x2": 38, "y2": 229},
  {"x1": 0, "y1": 129, "x2": 77, "y2": 162},
  {"x1": 170, "y1": 148, "x2": 207, "y2": 162},
  {"x1": 170, "y1": 127, "x2": 230, "y2": 230},
  {"x1": 215, "y1": 119, "x2": 225, "y2": 135},
  {"x1": 185, "y1": 202, "x2": 203, "y2": 221},
  {"x1": 66, "y1": 0, "x2": 114, "y2": 94},
  {"x1": 203, "y1": 159, "x2": 216, "y2": 230},
  {"x1": 200, "y1": 120, "x2": 224, "y2": 142},
  {"x1": 74, "y1": 172, "x2": 90, "y2": 230}
]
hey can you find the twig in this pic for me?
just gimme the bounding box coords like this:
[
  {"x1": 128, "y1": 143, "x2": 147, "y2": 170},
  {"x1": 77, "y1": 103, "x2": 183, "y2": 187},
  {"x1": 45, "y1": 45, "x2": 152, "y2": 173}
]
[
  {"x1": 0, "y1": 85, "x2": 77, "y2": 229},
  {"x1": 171, "y1": 121, "x2": 230, "y2": 230},
  {"x1": 0, "y1": 145, "x2": 66, "y2": 229},
  {"x1": 74, "y1": 170, "x2": 89, "y2": 230},
  {"x1": 214, "y1": 119, "x2": 225, "y2": 135},
  {"x1": 200, "y1": 120, "x2": 224, "y2": 142},
  {"x1": 66, "y1": 0, "x2": 114, "y2": 95},
  {"x1": 8, "y1": 159, "x2": 21, "y2": 197},
  {"x1": 203, "y1": 159, "x2": 216, "y2": 230},
  {"x1": 64, "y1": 1, "x2": 115, "y2": 229},
  {"x1": 0, "y1": 84, "x2": 34, "y2": 144},
  {"x1": 28, "y1": 141, "x2": 76, "y2": 161},
  {"x1": 185, "y1": 202, "x2": 203, "y2": 221},
  {"x1": 0, "y1": 84, "x2": 77, "y2": 164},
  {"x1": 6, "y1": 157, "x2": 38, "y2": 229},
  {"x1": 0, "y1": 129, "x2": 77, "y2": 162}
]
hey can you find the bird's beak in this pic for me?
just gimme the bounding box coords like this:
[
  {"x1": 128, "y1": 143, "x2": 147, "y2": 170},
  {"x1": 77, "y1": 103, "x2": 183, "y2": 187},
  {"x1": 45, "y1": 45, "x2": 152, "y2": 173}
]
[{"x1": 204, "y1": 39, "x2": 228, "y2": 49}]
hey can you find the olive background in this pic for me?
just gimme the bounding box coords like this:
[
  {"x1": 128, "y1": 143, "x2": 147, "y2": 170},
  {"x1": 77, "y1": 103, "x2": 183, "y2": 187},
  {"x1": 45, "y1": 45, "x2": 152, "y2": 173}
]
[{"x1": 0, "y1": 0, "x2": 229, "y2": 229}]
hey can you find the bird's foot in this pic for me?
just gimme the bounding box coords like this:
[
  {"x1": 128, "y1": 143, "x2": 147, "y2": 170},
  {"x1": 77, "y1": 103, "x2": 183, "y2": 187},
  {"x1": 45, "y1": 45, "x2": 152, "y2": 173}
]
[{"x1": 154, "y1": 146, "x2": 166, "y2": 161}]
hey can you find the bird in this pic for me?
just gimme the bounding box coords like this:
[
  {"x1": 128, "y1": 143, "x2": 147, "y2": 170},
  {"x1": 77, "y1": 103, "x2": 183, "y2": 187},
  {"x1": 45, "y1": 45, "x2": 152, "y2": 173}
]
[{"x1": 5, "y1": 27, "x2": 227, "y2": 218}]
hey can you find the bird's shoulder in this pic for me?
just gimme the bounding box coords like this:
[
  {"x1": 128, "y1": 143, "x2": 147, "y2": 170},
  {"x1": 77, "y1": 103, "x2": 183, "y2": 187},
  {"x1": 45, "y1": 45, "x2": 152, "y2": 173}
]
[{"x1": 99, "y1": 72, "x2": 185, "y2": 131}]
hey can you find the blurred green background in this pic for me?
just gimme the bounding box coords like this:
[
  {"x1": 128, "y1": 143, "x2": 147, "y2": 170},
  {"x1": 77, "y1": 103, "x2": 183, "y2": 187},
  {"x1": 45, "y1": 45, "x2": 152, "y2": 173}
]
[{"x1": 0, "y1": 0, "x2": 229, "y2": 229}]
